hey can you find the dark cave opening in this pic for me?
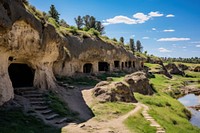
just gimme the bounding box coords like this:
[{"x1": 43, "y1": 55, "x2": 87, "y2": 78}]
[
  {"x1": 8, "y1": 63, "x2": 35, "y2": 88},
  {"x1": 83, "y1": 63, "x2": 93, "y2": 73},
  {"x1": 98, "y1": 62, "x2": 110, "y2": 72}
]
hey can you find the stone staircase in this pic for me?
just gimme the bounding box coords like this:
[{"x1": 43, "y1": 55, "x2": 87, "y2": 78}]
[
  {"x1": 15, "y1": 87, "x2": 72, "y2": 127},
  {"x1": 141, "y1": 105, "x2": 165, "y2": 133}
]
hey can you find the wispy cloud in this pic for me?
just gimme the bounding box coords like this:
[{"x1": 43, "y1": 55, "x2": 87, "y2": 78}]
[
  {"x1": 196, "y1": 45, "x2": 200, "y2": 47},
  {"x1": 142, "y1": 37, "x2": 150, "y2": 39},
  {"x1": 152, "y1": 28, "x2": 156, "y2": 31},
  {"x1": 158, "y1": 48, "x2": 171, "y2": 53},
  {"x1": 163, "y1": 29, "x2": 175, "y2": 32},
  {"x1": 103, "y1": 11, "x2": 163, "y2": 25},
  {"x1": 157, "y1": 37, "x2": 190, "y2": 42},
  {"x1": 166, "y1": 14, "x2": 175, "y2": 17}
]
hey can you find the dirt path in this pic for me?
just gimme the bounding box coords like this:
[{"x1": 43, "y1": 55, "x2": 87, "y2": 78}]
[{"x1": 62, "y1": 87, "x2": 165, "y2": 133}]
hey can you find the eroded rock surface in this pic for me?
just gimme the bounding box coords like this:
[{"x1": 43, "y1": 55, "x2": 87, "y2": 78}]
[
  {"x1": 93, "y1": 81, "x2": 137, "y2": 103},
  {"x1": 124, "y1": 71, "x2": 153, "y2": 95},
  {"x1": 165, "y1": 63, "x2": 185, "y2": 76}
]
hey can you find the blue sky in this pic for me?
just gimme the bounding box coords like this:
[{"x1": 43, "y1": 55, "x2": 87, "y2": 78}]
[{"x1": 29, "y1": 0, "x2": 200, "y2": 58}]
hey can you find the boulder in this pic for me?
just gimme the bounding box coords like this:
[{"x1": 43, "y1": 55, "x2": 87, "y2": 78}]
[
  {"x1": 178, "y1": 64, "x2": 189, "y2": 71},
  {"x1": 165, "y1": 63, "x2": 185, "y2": 76},
  {"x1": 194, "y1": 66, "x2": 200, "y2": 72},
  {"x1": 124, "y1": 71, "x2": 153, "y2": 95},
  {"x1": 93, "y1": 81, "x2": 137, "y2": 103}
]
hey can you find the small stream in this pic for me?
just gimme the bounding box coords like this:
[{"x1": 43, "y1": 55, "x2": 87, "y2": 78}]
[{"x1": 178, "y1": 94, "x2": 200, "y2": 127}]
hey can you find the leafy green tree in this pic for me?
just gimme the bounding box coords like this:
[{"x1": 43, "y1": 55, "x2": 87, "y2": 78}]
[
  {"x1": 129, "y1": 38, "x2": 135, "y2": 54},
  {"x1": 136, "y1": 40, "x2": 143, "y2": 52},
  {"x1": 83, "y1": 15, "x2": 90, "y2": 30},
  {"x1": 95, "y1": 21, "x2": 104, "y2": 35},
  {"x1": 120, "y1": 37, "x2": 124, "y2": 45},
  {"x1": 74, "y1": 16, "x2": 83, "y2": 29},
  {"x1": 48, "y1": 5, "x2": 60, "y2": 22}
]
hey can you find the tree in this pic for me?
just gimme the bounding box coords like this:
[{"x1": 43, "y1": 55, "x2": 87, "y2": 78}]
[
  {"x1": 136, "y1": 40, "x2": 143, "y2": 52},
  {"x1": 83, "y1": 15, "x2": 90, "y2": 30},
  {"x1": 74, "y1": 16, "x2": 83, "y2": 29},
  {"x1": 95, "y1": 21, "x2": 104, "y2": 35},
  {"x1": 48, "y1": 5, "x2": 60, "y2": 22},
  {"x1": 129, "y1": 38, "x2": 135, "y2": 54},
  {"x1": 119, "y1": 37, "x2": 124, "y2": 45}
]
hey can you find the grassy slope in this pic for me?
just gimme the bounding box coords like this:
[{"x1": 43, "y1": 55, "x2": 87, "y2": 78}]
[
  {"x1": 124, "y1": 109, "x2": 156, "y2": 133},
  {"x1": 134, "y1": 70, "x2": 200, "y2": 132},
  {"x1": 91, "y1": 102, "x2": 135, "y2": 121},
  {"x1": 0, "y1": 109, "x2": 60, "y2": 133}
]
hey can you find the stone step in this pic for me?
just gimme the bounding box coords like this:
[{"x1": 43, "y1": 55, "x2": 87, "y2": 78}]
[
  {"x1": 41, "y1": 109, "x2": 53, "y2": 115},
  {"x1": 33, "y1": 105, "x2": 48, "y2": 110},
  {"x1": 30, "y1": 101, "x2": 47, "y2": 105},
  {"x1": 55, "y1": 117, "x2": 68, "y2": 124},
  {"x1": 45, "y1": 114, "x2": 59, "y2": 120},
  {"x1": 150, "y1": 124, "x2": 161, "y2": 127},
  {"x1": 29, "y1": 97, "x2": 45, "y2": 101},
  {"x1": 15, "y1": 87, "x2": 36, "y2": 92},
  {"x1": 23, "y1": 94, "x2": 43, "y2": 98},
  {"x1": 156, "y1": 131, "x2": 165, "y2": 133}
]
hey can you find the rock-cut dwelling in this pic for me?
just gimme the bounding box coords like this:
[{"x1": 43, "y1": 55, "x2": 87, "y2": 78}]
[{"x1": 0, "y1": 0, "x2": 144, "y2": 105}]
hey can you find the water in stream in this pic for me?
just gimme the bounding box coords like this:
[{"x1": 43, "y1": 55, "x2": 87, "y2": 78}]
[{"x1": 178, "y1": 94, "x2": 200, "y2": 127}]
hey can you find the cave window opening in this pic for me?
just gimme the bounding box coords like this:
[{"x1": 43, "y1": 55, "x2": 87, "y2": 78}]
[
  {"x1": 133, "y1": 61, "x2": 135, "y2": 68},
  {"x1": 83, "y1": 63, "x2": 93, "y2": 73},
  {"x1": 8, "y1": 63, "x2": 35, "y2": 88},
  {"x1": 128, "y1": 61, "x2": 132, "y2": 68},
  {"x1": 125, "y1": 62, "x2": 128, "y2": 68},
  {"x1": 121, "y1": 62, "x2": 124, "y2": 69},
  {"x1": 114, "y1": 61, "x2": 120, "y2": 68},
  {"x1": 98, "y1": 62, "x2": 110, "y2": 72}
]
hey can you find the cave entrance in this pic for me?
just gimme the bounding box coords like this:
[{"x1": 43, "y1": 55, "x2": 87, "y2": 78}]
[
  {"x1": 8, "y1": 63, "x2": 35, "y2": 88},
  {"x1": 83, "y1": 63, "x2": 93, "y2": 73},
  {"x1": 98, "y1": 62, "x2": 110, "y2": 72},
  {"x1": 114, "y1": 61, "x2": 120, "y2": 68}
]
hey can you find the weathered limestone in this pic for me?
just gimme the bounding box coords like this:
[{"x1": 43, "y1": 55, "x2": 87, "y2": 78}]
[
  {"x1": 124, "y1": 71, "x2": 153, "y2": 95},
  {"x1": 0, "y1": 0, "x2": 143, "y2": 105}
]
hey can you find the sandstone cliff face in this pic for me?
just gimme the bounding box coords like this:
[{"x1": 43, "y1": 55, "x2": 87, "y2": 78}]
[
  {"x1": 0, "y1": 0, "x2": 143, "y2": 105},
  {"x1": 0, "y1": 0, "x2": 61, "y2": 105}
]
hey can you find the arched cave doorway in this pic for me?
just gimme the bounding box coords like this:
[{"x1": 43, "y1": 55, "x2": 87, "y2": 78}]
[
  {"x1": 8, "y1": 63, "x2": 35, "y2": 88},
  {"x1": 83, "y1": 63, "x2": 93, "y2": 73},
  {"x1": 98, "y1": 62, "x2": 110, "y2": 72}
]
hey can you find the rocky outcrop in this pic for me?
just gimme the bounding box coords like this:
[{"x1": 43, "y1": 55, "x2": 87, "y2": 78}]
[
  {"x1": 194, "y1": 66, "x2": 200, "y2": 72},
  {"x1": 165, "y1": 63, "x2": 185, "y2": 76},
  {"x1": 178, "y1": 64, "x2": 189, "y2": 71},
  {"x1": 0, "y1": 0, "x2": 143, "y2": 105},
  {"x1": 158, "y1": 62, "x2": 172, "y2": 78},
  {"x1": 0, "y1": 0, "x2": 62, "y2": 105},
  {"x1": 93, "y1": 81, "x2": 137, "y2": 103},
  {"x1": 124, "y1": 71, "x2": 153, "y2": 95}
]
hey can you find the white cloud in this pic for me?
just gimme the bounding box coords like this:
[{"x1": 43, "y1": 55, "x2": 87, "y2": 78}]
[
  {"x1": 142, "y1": 37, "x2": 150, "y2": 39},
  {"x1": 196, "y1": 45, "x2": 200, "y2": 47},
  {"x1": 148, "y1": 11, "x2": 164, "y2": 17},
  {"x1": 157, "y1": 38, "x2": 191, "y2": 42},
  {"x1": 166, "y1": 14, "x2": 175, "y2": 17},
  {"x1": 163, "y1": 29, "x2": 175, "y2": 32},
  {"x1": 133, "y1": 13, "x2": 150, "y2": 23},
  {"x1": 158, "y1": 48, "x2": 171, "y2": 53},
  {"x1": 182, "y1": 46, "x2": 187, "y2": 49},
  {"x1": 105, "y1": 15, "x2": 137, "y2": 25},
  {"x1": 152, "y1": 28, "x2": 156, "y2": 31},
  {"x1": 103, "y1": 11, "x2": 163, "y2": 25}
]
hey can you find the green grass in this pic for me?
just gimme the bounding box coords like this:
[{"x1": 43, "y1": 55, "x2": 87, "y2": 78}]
[
  {"x1": 91, "y1": 102, "x2": 134, "y2": 121},
  {"x1": 46, "y1": 91, "x2": 78, "y2": 118},
  {"x1": 0, "y1": 108, "x2": 60, "y2": 133},
  {"x1": 124, "y1": 109, "x2": 156, "y2": 133}
]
